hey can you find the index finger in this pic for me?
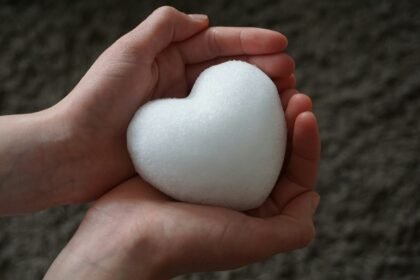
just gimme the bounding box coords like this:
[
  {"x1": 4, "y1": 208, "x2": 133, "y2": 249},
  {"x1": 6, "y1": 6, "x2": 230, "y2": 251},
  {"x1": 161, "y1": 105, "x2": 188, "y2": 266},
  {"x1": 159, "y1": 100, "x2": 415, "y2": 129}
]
[
  {"x1": 176, "y1": 27, "x2": 288, "y2": 64},
  {"x1": 119, "y1": 6, "x2": 208, "y2": 61}
]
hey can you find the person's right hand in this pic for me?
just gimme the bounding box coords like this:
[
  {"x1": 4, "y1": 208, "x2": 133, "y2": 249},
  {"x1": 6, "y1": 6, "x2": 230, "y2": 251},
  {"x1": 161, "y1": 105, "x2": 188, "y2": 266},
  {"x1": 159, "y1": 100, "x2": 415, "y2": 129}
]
[
  {"x1": 45, "y1": 90, "x2": 319, "y2": 279},
  {"x1": 42, "y1": 6, "x2": 295, "y2": 208}
]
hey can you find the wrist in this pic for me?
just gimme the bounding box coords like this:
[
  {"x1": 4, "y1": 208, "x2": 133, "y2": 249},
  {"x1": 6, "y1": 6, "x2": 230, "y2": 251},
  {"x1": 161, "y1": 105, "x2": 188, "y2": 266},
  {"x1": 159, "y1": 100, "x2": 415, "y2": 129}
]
[
  {"x1": 0, "y1": 108, "x2": 73, "y2": 214},
  {"x1": 45, "y1": 207, "x2": 173, "y2": 280}
]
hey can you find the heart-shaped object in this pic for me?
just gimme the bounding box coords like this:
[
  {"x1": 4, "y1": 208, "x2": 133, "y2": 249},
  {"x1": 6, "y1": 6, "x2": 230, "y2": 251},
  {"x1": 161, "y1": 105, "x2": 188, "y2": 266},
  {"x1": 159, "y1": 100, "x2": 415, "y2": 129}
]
[{"x1": 127, "y1": 61, "x2": 287, "y2": 210}]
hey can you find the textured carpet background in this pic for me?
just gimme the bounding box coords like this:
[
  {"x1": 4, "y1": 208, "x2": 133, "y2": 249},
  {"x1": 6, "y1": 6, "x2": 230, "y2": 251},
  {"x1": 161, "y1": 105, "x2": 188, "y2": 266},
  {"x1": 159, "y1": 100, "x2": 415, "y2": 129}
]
[{"x1": 1, "y1": 0, "x2": 419, "y2": 279}]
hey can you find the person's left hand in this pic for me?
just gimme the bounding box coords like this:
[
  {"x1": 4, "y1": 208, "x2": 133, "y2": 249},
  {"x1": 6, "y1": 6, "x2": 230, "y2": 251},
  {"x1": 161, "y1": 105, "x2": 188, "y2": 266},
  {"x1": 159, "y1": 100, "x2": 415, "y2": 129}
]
[
  {"x1": 46, "y1": 6, "x2": 295, "y2": 206},
  {"x1": 45, "y1": 89, "x2": 319, "y2": 279}
]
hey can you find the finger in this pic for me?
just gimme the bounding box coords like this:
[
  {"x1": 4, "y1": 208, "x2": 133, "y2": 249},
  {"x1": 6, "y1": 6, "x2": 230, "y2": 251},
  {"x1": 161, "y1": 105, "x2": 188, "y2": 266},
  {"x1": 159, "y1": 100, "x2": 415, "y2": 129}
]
[
  {"x1": 285, "y1": 94, "x2": 312, "y2": 137},
  {"x1": 209, "y1": 207, "x2": 312, "y2": 268},
  {"x1": 286, "y1": 111, "x2": 320, "y2": 188},
  {"x1": 238, "y1": 191, "x2": 319, "y2": 258},
  {"x1": 177, "y1": 27, "x2": 288, "y2": 64},
  {"x1": 279, "y1": 88, "x2": 298, "y2": 109},
  {"x1": 267, "y1": 191, "x2": 319, "y2": 250},
  {"x1": 271, "y1": 112, "x2": 320, "y2": 211},
  {"x1": 186, "y1": 53, "x2": 294, "y2": 87},
  {"x1": 274, "y1": 74, "x2": 296, "y2": 93},
  {"x1": 282, "y1": 94, "x2": 312, "y2": 179},
  {"x1": 246, "y1": 196, "x2": 280, "y2": 218},
  {"x1": 121, "y1": 6, "x2": 209, "y2": 60},
  {"x1": 280, "y1": 191, "x2": 320, "y2": 221}
]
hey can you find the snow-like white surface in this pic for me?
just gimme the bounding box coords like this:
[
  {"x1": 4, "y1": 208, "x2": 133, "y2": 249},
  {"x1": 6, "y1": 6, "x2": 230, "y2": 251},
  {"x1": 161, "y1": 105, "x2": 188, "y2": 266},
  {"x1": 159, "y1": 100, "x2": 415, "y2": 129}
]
[{"x1": 127, "y1": 61, "x2": 287, "y2": 210}]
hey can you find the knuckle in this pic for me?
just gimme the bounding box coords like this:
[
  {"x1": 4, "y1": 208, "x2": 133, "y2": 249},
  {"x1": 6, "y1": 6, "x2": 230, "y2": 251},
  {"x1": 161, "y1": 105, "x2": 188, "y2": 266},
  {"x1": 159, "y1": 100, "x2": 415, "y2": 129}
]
[
  {"x1": 150, "y1": 6, "x2": 180, "y2": 35},
  {"x1": 207, "y1": 28, "x2": 221, "y2": 56},
  {"x1": 154, "y1": 6, "x2": 179, "y2": 18},
  {"x1": 111, "y1": 34, "x2": 149, "y2": 63}
]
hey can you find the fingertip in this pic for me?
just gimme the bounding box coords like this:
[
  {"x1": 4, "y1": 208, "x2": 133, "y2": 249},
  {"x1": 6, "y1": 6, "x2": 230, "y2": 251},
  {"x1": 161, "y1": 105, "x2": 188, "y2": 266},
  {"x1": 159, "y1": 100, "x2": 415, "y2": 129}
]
[
  {"x1": 287, "y1": 54, "x2": 295, "y2": 72},
  {"x1": 271, "y1": 30, "x2": 288, "y2": 50},
  {"x1": 290, "y1": 73, "x2": 296, "y2": 84},
  {"x1": 270, "y1": 54, "x2": 295, "y2": 78},
  {"x1": 290, "y1": 94, "x2": 312, "y2": 111},
  {"x1": 310, "y1": 192, "x2": 320, "y2": 215},
  {"x1": 285, "y1": 94, "x2": 313, "y2": 141},
  {"x1": 285, "y1": 94, "x2": 313, "y2": 129},
  {"x1": 188, "y1": 14, "x2": 209, "y2": 27},
  {"x1": 287, "y1": 74, "x2": 297, "y2": 89},
  {"x1": 293, "y1": 111, "x2": 320, "y2": 161},
  {"x1": 245, "y1": 29, "x2": 289, "y2": 54},
  {"x1": 295, "y1": 111, "x2": 318, "y2": 132},
  {"x1": 283, "y1": 54, "x2": 295, "y2": 76},
  {"x1": 247, "y1": 53, "x2": 294, "y2": 79},
  {"x1": 282, "y1": 33, "x2": 288, "y2": 49}
]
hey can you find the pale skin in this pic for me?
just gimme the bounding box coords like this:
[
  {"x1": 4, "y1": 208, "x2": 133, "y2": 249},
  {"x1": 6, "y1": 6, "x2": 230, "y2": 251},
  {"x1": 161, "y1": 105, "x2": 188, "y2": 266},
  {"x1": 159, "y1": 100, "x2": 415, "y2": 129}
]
[{"x1": 0, "y1": 6, "x2": 321, "y2": 279}]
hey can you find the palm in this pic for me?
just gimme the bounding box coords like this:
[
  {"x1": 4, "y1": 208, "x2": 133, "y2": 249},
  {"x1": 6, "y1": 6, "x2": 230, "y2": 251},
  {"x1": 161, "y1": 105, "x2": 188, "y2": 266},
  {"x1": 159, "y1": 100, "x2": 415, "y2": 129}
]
[
  {"x1": 47, "y1": 8, "x2": 320, "y2": 277},
  {"x1": 57, "y1": 12, "x2": 297, "y2": 204},
  {"x1": 88, "y1": 84, "x2": 320, "y2": 274}
]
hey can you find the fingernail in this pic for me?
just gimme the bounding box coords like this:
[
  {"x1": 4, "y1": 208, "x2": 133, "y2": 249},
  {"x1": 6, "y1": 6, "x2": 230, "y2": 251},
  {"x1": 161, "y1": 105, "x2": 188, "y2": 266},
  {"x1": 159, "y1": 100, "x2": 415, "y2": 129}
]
[
  {"x1": 189, "y1": 14, "x2": 208, "y2": 22},
  {"x1": 311, "y1": 193, "x2": 320, "y2": 214}
]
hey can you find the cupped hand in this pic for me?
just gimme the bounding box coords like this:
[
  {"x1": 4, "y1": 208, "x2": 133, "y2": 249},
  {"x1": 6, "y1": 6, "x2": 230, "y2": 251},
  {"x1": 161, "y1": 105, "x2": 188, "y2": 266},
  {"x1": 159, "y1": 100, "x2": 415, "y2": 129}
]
[
  {"x1": 45, "y1": 89, "x2": 320, "y2": 279},
  {"x1": 50, "y1": 6, "x2": 295, "y2": 205}
]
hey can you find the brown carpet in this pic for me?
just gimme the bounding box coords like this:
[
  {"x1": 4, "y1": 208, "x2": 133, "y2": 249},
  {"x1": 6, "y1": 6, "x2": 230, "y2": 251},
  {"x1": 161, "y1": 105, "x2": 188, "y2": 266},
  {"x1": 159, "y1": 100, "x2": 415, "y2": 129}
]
[{"x1": 1, "y1": 0, "x2": 419, "y2": 279}]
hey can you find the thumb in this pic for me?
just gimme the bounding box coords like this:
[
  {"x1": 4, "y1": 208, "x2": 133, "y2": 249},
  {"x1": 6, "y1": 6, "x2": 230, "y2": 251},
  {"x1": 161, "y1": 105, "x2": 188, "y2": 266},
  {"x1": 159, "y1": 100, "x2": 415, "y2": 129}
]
[
  {"x1": 281, "y1": 191, "x2": 320, "y2": 221},
  {"x1": 252, "y1": 191, "x2": 319, "y2": 255},
  {"x1": 124, "y1": 6, "x2": 209, "y2": 60}
]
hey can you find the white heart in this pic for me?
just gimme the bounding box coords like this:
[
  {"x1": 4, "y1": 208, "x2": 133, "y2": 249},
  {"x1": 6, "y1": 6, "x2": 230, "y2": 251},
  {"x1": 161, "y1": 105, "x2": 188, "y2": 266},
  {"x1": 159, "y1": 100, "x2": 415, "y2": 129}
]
[{"x1": 127, "y1": 61, "x2": 287, "y2": 211}]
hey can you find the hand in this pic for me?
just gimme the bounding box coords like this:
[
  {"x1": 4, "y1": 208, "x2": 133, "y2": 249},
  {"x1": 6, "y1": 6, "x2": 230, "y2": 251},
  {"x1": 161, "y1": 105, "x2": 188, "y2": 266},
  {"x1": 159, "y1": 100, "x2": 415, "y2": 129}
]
[
  {"x1": 46, "y1": 6, "x2": 295, "y2": 206},
  {"x1": 0, "y1": 6, "x2": 296, "y2": 214},
  {"x1": 45, "y1": 91, "x2": 320, "y2": 279}
]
